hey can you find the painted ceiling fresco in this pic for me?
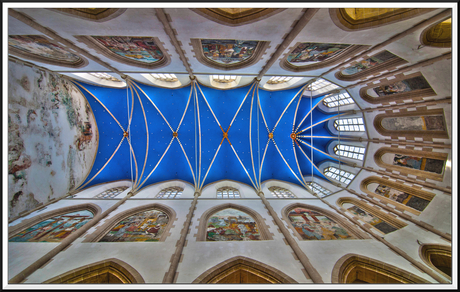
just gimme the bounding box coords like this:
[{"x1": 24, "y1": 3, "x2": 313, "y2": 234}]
[
  {"x1": 92, "y1": 36, "x2": 164, "y2": 63},
  {"x1": 70, "y1": 78, "x2": 364, "y2": 194},
  {"x1": 9, "y1": 35, "x2": 81, "y2": 63},
  {"x1": 207, "y1": 208, "x2": 260, "y2": 241},
  {"x1": 201, "y1": 39, "x2": 258, "y2": 64},
  {"x1": 287, "y1": 43, "x2": 351, "y2": 65},
  {"x1": 342, "y1": 50, "x2": 397, "y2": 75}
]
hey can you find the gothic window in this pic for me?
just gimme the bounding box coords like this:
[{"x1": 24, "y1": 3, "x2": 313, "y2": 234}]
[
  {"x1": 151, "y1": 73, "x2": 178, "y2": 82},
  {"x1": 212, "y1": 75, "x2": 237, "y2": 83},
  {"x1": 323, "y1": 91, "x2": 355, "y2": 108},
  {"x1": 308, "y1": 78, "x2": 340, "y2": 95},
  {"x1": 9, "y1": 210, "x2": 94, "y2": 242},
  {"x1": 334, "y1": 144, "x2": 365, "y2": 160},
  {"x1": 94, "y1": 186, "x2": 128, "y2": 199},
  {"x1": 88, "y1": 72, "x2": 121, "y2": 82},
  {"x1": 156, "y1": 187, "x2": 183, "y2": 199},
  {"x1": 98, "y1": 209, "x2": 169, "y2": 242},
  {"x1": 267, "y1": 76, "x2": 293, "y2": 84},
  {"x1": 307, "y1": 182, "x2": 332, "y2": 197},
  {"x1": 324, "y1": 166, "x2": 355, "y2": 185},
  {"x1": 206, "y1": 208, "x2": 260, "y2": 241},
  {"x1": 334, "y1": 118, "x2": 365, "y2": 132},
  {"x1": 268, "y1": 186, "x2": 296, "y2": 198},
  {"x1": 421, "y1": 18, "x2": 452, "y2": 48},
  {"x1": 286, "y1": 207, "x2": 354, "y2": 240},
  {"x1": 217, "y1": 187, "x2": 240, "y2": 198}
]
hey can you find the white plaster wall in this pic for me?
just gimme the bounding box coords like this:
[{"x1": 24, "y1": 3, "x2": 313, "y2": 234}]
[
  {"x1": 200, "y1": 180, "x2": 258, "y2": 199},
  {"x1": 134, "y1": 180, "x2": 195, "y2": 199},
  {"x1": 72, "y1": 180, "x2": 132, "y2": 199}
]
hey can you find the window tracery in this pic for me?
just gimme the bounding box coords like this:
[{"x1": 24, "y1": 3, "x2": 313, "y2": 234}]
[
  {"x1": 217, "y1": 186, "x2": 240, "y2": 198},
  {"x1": 268, "y1": 186, "x2": 296, "y2": 198},
  {"x1": 94, "y1": 186, "x2": 128, "y2": 199},
  {"x1": 323, "y1": 91, "x2": 355, "y2": 108},
  {"x1": 88, "y1": 72, "x2": 121, "y2": 82},
  {"x1": 324, "y1": 166, "x2": 355, "y2": 185},
  {"x1": 266, "y1": 76, "x2": 293, "y2": 84},
  {"x1": 333, "y1": 118, "x2": 365, "y2": 132},
  {"x1": 307, "y1": 182, "x2": 332, "y2": 197},
  {"x1": 334, "y1": 144, "x2": 365, "y2": 160},
  {"x1": 156, "y1": 187, "x2": 183, "y2": 199}
]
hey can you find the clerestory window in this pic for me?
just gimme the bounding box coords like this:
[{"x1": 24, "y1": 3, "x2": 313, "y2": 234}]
[{"x1": 334, "y1": 144, "x2": 365, "y2": 160}]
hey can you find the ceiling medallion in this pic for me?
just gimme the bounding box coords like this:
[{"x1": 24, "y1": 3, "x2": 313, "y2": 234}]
[
  {"x1": 123, "y1": 131, "x2": 129, "y2": 138},
  {"x1": 173, "y1": 132, "x2": 178, "y2": 138},
  {"x1": 268, "y1": 132, "x2": 274, "y2": 139}
]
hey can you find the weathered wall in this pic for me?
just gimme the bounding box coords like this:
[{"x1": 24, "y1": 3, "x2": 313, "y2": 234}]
[{"x1": 8, "y1": 61, "x2": 98, "y2": 219}]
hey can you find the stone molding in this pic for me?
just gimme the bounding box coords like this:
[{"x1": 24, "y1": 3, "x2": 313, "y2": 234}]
[
  {"x1": 419, "y1": 244, "x2": 451, "y2": 280},
  {"x1": 47, "y1": 8, "x2": 127, "y2": 22},
  {"x1": 42, "y1": 258, "x2": 145, "y2": 283},
  {"x1": 8, "y1": 203, "x2": 102, "y2": 239},
  {"x1": 280, "y1": 202, "x2": 370, "y2": 240},
  {"x1": 75, "y1": 35, "x2": 171, "y2": 70},
  {"x1": 190, "y1": 8, "x2": 287, "y2": 27},
  {"x1": 82, "y1": 203, "x2": 176, "y2": 242},
  {"x1": 192, "y1": 256, "x2": 297, "y2": 283},
  {"x1": 195, "y1": 203, "x2": 273, "y2": 241},
  {"x1": 420, "y1": 17, "x2": 452, "y2": 48},
  {"x1": 190, "y1": 38, "x2": 270, "y2": 71},
  {"x1": 331, "y1": 253, "x2": 431, "y2": 283}
]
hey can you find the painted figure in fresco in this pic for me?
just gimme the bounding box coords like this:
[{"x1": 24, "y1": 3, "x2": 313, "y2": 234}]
[
  {"x1": 347, "y1": 205, "x2": 397, "y2": 234},
  {"x1": 92, "y1": 36, "x2": 164, "y2": 63},
  {"x1": 424, "y1": 115, "x2": 446, "y2": 131},
  {"x1": 393, "y1": 154, "x2": 422, "y2": 170},
  {"x1": 206, "y1": 208, "x2": 260, "y2": 241},
  {"x1": 373, "y1": 76, "x2": 431, "y2": 96},
  {"x1": 287, "y1": 43, "x2": 351, "y2": 64},
  {"x1": 342, "y1": 50, "x2": 397, "y2": 75},
  {"x1": 201, "y1": 39, "x2": 258, "y2": 65}
]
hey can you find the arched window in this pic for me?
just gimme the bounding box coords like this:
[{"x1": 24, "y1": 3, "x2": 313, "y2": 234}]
[
  {"x1": 360, "y1": 176, "x2": 435, "y2": 215},
  {"x1": 421, "y1": 18, "x2": 452, "y2": 48},
  {"x1": 323, "y1": 91, "x2": 355, "y2": 108},
  {"x1": 307, "y1": 182, "x2": 332, "y2": 197},
  {"x1": 268, "y1": 186, "x2": 296, "y2": 198},
  {"x1": 88, "y1": 72, "x2": 121, "y2": 82},
  {"x1": 307, "y1": 78, "x2": 340, "y2": 96},
  {"x1": 331, "y1": 254, "x2": 431, "y2": 283},
  {"x1": 150, "y1": 73, "x2": 178, "y2": 82},
  {"x1": 99, "y1": 209, "x2": 170, "y2": 242},
  {"x1": 9, "y1": 209, "x2": 94, "y2": 242},
  {"x1": 334, "y1": 144, "x2": 365, "y2": 160},
  {"x1": 324, "y1": 166, "x2": 355, "y2": 185},
  {"x1": 336, "y1": 50, "x2": 408, "y2": 82},
  {"x1": 374, "y1": 147, "x2": 448, "y2": 181},
  {"x1": 217, "y1": 186, "x2": 240, "y2": 199},
  {"x1": 212, "y1": 75, "x2": 237, "y2": 83},
  {"x1": 337, "y1": 197, "x2": 407, "y2": 234},
  {"x1": 420, "y1": 244, "x2": 451, "y2": 280},
  {"x1": 94, "y1": 186, "x2": 128, "y2": 199},
  {"x1": 206, "y1": 208, "x2": 260, "y2": 241},
  {"x1": 329, "y1": 8, "x2": 435, "y2": 31},
  {"x1": 266, "y1": 76, "x2": 293, "y2": 84},
  {"x1": 156, "y1": 187, "x2": 183, "y2": 199},
  {"x1": 333, "y1": 118, "x2": 365, "y2": 132},
  {"x1": 374, "y1": 109, "x2": 449, "y2": 139},
  {"x1": 359, "y1": 72, "x2": 436, "y2": 104},
  {"x1": 43, "y1": 258, "x2": 145, "y2": 284}
]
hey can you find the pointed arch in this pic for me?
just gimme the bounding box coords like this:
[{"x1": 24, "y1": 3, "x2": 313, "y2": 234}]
[
  {"x1": 43, "y1": 258, "x2": 144, "y2": 283},
  {"x1": 374, "y1": 147, "x2": 448, "y2": 181},
  {"x1": 48, "y1": 8, "x2": 127, "y2": 22},
  {"x1": 8, "y1": 203, "x2": 101, "y2": 240},
  {"x1": 419, "y1": 244, "x2": 451, "y2": 280},
  {"x1": 281, "y1": 203, "x2": 370, "y2": 240},
  {"x1": 196, "y1": 203, "x2": 273, "y2": 241},
  {"x1": 329, "y1": 8, "x2": 436, "y2": 31},
  {"x1": 82, "y1": 203, "x2": 176, "y2": 242},
  {"x1": 337, "y1": 197, "x2": 407, "y2": 235},
  {"x1": 374, "y1": 108, "x2": 449, "y2": 139},
  {"x1": 192, "y1": 256, "x2": 297, "y2": 283},
  {"x1": 420, "y1": 17, "x2": 452, "y2": 48},
  {"x1": 360, "y1": 176, "x2": 436, "y2": 215},
  {"x1": 190, "y1": 8, "x2": 287, "y2": 27},
  {"x1": 331, "y1": 253, "x2": 431, "y2": 283}
]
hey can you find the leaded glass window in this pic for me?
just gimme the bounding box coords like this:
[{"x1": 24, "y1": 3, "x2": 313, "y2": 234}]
[
  {"x1": 309, "y1": 78, "x2": 340, "y2": 95},
  {"x1": 334, "y1": 118, "x2": 365, "y2": 132},
  {"x1": 217, "y1": 187, "x2": 240, "y2": 198},
  {"x1": 156, "y1": 187, "x2": 183, "y2": 199},
  {"x1": 151, "y1": 73, "x2": 178, "y2": 82},
  {"x1": 324, "y1": 166, "x2": 355, "y2": 185},
  {"x1": 212, "y1": 75, "x2": 237, "y2": 83},
  {"x1": 88, "y1": 72, "x2": 121, "y2": 82},
  {"x1": 94, "y1": 186, "x2": 128, "y2": 199},
  {"x1": 267, "y1": 76, "x2": 293, "y2": 84},
  {"x1": 268, "y1": 186, "x2": 296, "y2": 198},
  {"x1": 323, "y1": 92, "x2": 355, "y2": 108},
  {"x1": 307, "y1": 182, "x2": 332, "y2": 197},
  {"x1": 334, "y1": 144, "x2": 365, "y2": 160}
]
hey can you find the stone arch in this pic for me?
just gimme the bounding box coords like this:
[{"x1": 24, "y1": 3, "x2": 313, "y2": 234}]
[
  {"x1": 360, "y1": 176, "x2": 436, "y2": 215},
  {"x1": 359, "y1": 72, "x2": 436, "y2": 104},
  {"x1": 47, "y1": 8, "x2": 127, "y2": 22},
  {"x1": 329, "y1": 8, "x2": 436, "y2": 31},
  {"x1": 374, "y1": 108, "x2": 449, "y2": 139},
  {"x1": 196, "y1": 203, "x2": 273, "y2": 241},
  {"x1": 337, "y1": 197, "x2": 407, "y2": 234},
  {"x1": 374, "y1": 147, "x2": 448, "y2": 182},
  {"x1": 192, "y1": 256, "x2": 297, "y2": 283},
  {"x1": 331, "y1": 253, "x2": 431, "y2": 283},
  {"x1": 335, "y1": 50, "x2": 408, "y2": 82},
  {"x1": 420, "y1": 17, "x2": 452, "y2": 48},
  {"x1": 8, "y1": 203, "x2": 102, "y2": 239},
  {"x1": 82, "y1": 203, "x2": 176, "y2": 242},
  {"x1": 281, "y1": 203, "x2": 370, "y2": 240},
  {"x1": 419, "y1": 244, "x2": 452, "y2": 280},
  {"x1": 43, "y1": 258, "x2": 145, "y2": 283},
  {"x1": 190, "y1": 8, "x2": 287, "y2": 27}
]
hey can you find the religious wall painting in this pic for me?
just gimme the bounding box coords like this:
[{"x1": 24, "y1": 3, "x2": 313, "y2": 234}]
[
  {"x1": 346, "y1": 206, "x2": 397, "y2": 234},
  {"x1": 8, "y1": 35, "x2": 81, "y2": 63},
  {"x1": 342, "y1": 50, "x2": 397, "y2": 75},
  {"x1": 206, "y1": 208, "x2": 260, "y2": 241},
  {"x1": 393, "y1": 154, "x2": 444, "y2": 175},
  {"x1": 287, "y1": 208, "x2": 352, "y2": 240},
  {"x1": 201, "y1": 39, "x2": 258, "y2": 65},
  {"x1": 374, "y1": 184, "x2": 430, "y2": 212},
  {"x1": 99, "y1": 209, "x2": 169, "y2": 242},
  {"x1": 287, "y1": 42, "x2": 352, "y2": 65},
  {"x1": 372, "y1": 75, "x2": 431, "y2": 96},
  {"x1": 91, "y1": 36, "x2": 164, "y2": 63},
  {"x1": 381, "y1": 115, "x2": 446, "y2": 132},
  {"x1": 9, "y1": 210, "x2": 93, "y2": 242}
]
